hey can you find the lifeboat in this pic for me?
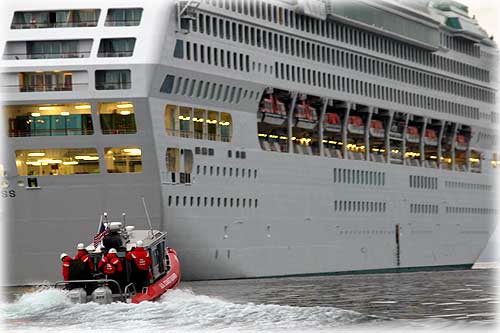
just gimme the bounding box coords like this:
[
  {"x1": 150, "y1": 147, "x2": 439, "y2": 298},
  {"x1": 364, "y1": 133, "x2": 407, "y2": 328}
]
[
  {"x1": 406, "y1": 126, "x2": 420, "y2": 143},
  {"x1": 347, "y1": 115, "x2": 365, "y2": 135},
  {"x1": 369, "y1": 119, "x2": 385, "y2": 138},
  {"x1": 259, "y1": 95, "x2": 287, "y2": 125},
  {"x1": 323, "y1": 112, "x2": 341, "y2": 132},
  {"x1": 424, "y1": 128, "x2": 438, "y2": 146},
  {"x1": 294, "y1": 100, "x2": 318, "y2": 129},
  {"x1": 55, "y1": 213, "x2": 181, "y2": 304},
  {"x1": 455, "y1": 134, "x2": 468, "y2": 151}
]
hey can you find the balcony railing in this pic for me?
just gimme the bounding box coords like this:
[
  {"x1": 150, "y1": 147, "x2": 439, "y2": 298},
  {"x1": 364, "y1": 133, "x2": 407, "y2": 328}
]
[
  {"x1": 97, "y1": 50, "x2": 134, "y2": 58},
  {"x1": 3, "y1": 51, "x2": 91, "y2": 60},
  {"x1": 166, "y1": 129, "x2": 231, "y2": 142},
  {"x1": 9, "y1": 128, "x2": 94, "y2": 137},
  {"x1": 11, "y1": 21, "x2": 98, "y2": 29},
  {"x1": 1, "y1": 83, "x2": 88, "y2": 93},
  {"x1": 101, "y1": 128, "x2": 136, "y2": 135},
  {"x1": 95, "y1": 81, "x2": 132, "y2": 90},
  {"x1": 105, "y1": 19, "x2": 141, "y2": 26}
]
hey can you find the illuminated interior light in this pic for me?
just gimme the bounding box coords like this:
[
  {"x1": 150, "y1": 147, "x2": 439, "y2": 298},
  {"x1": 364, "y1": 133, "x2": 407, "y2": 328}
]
[
  {"x1": 119, "y1": 110, "x2": 131, "y2": 116},
  {"x1": 279, "y1": 136, "x2": 288, "y2": 140},
  {"x1": 60, "y1": 111, "x2": 70, "y2": 116},
  {"x1": 291, "y1": 137, "x2": 297, "y2": 140},
  {"x1": 75, "y1": 105, "x2": 91, "y2": 110},
  {"x1": 83, "y1": 156, "x2": 99, "y2": 161},
  {"x1": 63, "y1": 161, "x2": 79, "y2": 165},
  {"x1": 39, "y1": 106, "x2": 55, "y2": 111},
  {"x1": 322, "y1": 140, "x2": 328, "y2": 143},
  {"x1": 123, "y1": 148, "x2": 142, "y2": 155},
  {"x1": 430, "y1": 156, "x2": 438, "y2": 159},
  {"x1": 53, "y1": 70, "x2": 61, "y2": 73},
  {"x1": 31, "y1": 112, "x2": 41, "y2": 117},
  {"x1": 117, "y1": 103, "x2": 134, "y2": 109},
  {"x1": 258, "y1": 133, "x2": 267, "y2": 137},
  {"x1": 38, "y1": 159, "x2": 62, "y2": 164},
  {"x1": 28, "y1": 152, "x2": 45, "y2": 157}
]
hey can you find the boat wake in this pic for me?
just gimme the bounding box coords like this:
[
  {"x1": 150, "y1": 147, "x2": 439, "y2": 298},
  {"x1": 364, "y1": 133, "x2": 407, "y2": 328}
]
[{"x1": 2, "y1": 288, "x2": 381, "y2": 332}]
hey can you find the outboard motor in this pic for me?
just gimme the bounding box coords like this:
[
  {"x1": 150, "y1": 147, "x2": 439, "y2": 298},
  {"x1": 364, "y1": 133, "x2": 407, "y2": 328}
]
[
  {"x1": 67, "y1": 288, "x2": 87, "y2": 304},
  {"x1": 91, "y1": 286, "x2": 114, "y2": 305}
]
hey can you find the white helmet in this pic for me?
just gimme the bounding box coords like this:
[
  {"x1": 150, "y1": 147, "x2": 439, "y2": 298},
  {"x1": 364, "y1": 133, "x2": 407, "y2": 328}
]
[
  {"x1": 136, "y1": 240, "x2": 144, "y2": 247},
  {"x1": 60, "y1": 253, "x2": 68, "y2": 260},
  {"x1": 108, "y1": 248, "x2": 117, "y2": 254},
  {"x1": 77, "y1": 243, "x2": 85, "y2": 250}
]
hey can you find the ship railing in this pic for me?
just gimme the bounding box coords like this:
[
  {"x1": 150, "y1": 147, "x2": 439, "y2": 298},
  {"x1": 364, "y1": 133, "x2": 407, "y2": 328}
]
[
  {"x1": 166, "y1": 128, "x2": 231, "y2": 142},
  {"x1": 9, "y1": 128, "x2": 94, "y2": 137},
  {"x1": 11, "y1": 21, "x2": 98, "y2": 29},
  {"x1": 1, "y1": 82, "x2": 88, "y2": 93},
  {"x1": 105, "y1": 20, "x2": 142, "y2": 27},
  {"x1": 95, "y1": 81, "x2": 132, "y2": 90},
  {"x1": 97, "y1": 51, "x2": 134, "y2": 58},
  {"x1": 101, "y1": 128, "x2": 137, "y2": 135},
  {"x1": 3, "y1": 51, "x2": 91, "y2": 60}
]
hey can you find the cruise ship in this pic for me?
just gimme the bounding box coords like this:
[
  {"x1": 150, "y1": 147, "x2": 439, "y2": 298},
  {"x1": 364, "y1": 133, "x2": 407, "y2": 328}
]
[{"x1": 0, "y1": 0, "x2": 497, "y2": 285}]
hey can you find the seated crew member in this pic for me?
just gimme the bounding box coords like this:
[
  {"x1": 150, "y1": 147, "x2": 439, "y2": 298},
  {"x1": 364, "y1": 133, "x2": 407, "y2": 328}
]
[
  {"x1": 60, "y1": 253, "x2": 72, "y2": 281},
  {"x1": 103, "y1": 223, "x2": 124, "y2": 252},
  {"x1": 98, "y1": 248, "x2": 123, "y2": 293},
  {"x1": 125, "y1": 240, "x2": 152, "y2": 291}
]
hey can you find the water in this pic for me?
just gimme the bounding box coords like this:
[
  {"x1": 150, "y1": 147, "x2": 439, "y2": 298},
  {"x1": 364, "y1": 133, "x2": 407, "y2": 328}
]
[{"x1": 2, "y1": 268, "x2": 498, "y2": 332}]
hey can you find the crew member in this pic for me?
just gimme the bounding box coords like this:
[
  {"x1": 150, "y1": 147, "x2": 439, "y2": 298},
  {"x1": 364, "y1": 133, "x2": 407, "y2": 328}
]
[
  {"x1": 98, "y1": 248, "x2": 123, "y2": 293},
  {"x1": 72, "y1": 243, "x2": 94, "y2": 280},
  {"x1": 103, "y1": 223, "x2": 123, "y2": 252},
  {"x1": 126, "y1": 240, "x2": 152, "y2": 291},
  {"x1": 60, "y1": 253, "x2": 72, "y2": 281}
]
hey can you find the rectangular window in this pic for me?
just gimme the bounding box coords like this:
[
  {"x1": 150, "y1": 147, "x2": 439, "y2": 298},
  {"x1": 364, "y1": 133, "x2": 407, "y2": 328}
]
[
  {"x1": 106, "y1": 8, "x2": 143, "y2": 26},
  {"x1": 5, "y1": 103, "x2": 93, "y2": 137},
  {"x1": 19, "y1": 71, "x2": 74, "y2": 92},
  {"x1": 11, "y1": 9, "x2": 100, "y2": 29},
  {"x1": 98, "y1": 38, "x2": 136, "y2": 57},
  {"x1": 16, "y1": 148, "x2": 100, "y2": 176},
  {"x1": 6, "y1": 40, "x2": 92, "y2": 60},
  {"x1": 95, "y1": 70, "x2": 131, "y2": 90},
  {"x1": 99, "y1": 102, "x2": 137, "y2": 134},
  {"x1": 105, "y1": 147, "x2": 142, "y2": 173}
]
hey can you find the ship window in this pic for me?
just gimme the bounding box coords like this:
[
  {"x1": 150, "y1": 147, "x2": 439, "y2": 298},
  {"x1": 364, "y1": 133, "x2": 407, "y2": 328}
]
[
  {"x1": 175, "y1": 196, "x2": 179, "y2": 206},
  {"x1": 223, "y1": 167, "x2": 227, "y2": 176},
  {"x1": 106, "y1": 8, "x2": 142, "y2": 26},
  {"x1": 190, "y1": 196, "x2": 194, "y2": 206},
  {"x1": 203, "y1": 165, "x2": 207, "y2": 175},
  {"x1": 98, "y1": 102, "x2": 136, "y2": 134},
  {"x1": 230, "y1": 198, "x2": 234, "y2": 207},
  {"x1": 168, "y1": 196, "x2": 172, "y2": 206},
  {"x1": 5, "y1": 103, "x2": 94, "y2": 137},
  {"x1": 11, "y1": 9, "x2": 100, "y2": 29},
  {"x1": 98, "y1": 38, "x2": 136, "y2": 57},
  {"x1": 217, "y1": 197, "x2": 221, "y2": 207},
  {"x1": 229, "y1": 168, "x2": 233, "y2": 177},
  {"x1": 16, "y1": 148, "x2": 100, "y2": 176},
  {"x1": 104, "y1": 147, "x2": 142, "y2": 173},
  {"x1": 17, "y1": 71, "x2": 75, "y2": 92},
  {"x1": 255, "y1": 198, "x2": 258, "y2": 208},
  {"x1": 224, "y1": 198, "x2": 227, "y2": 207},
  {"x1": 96, "y1": 70, "x2": 131, "y2": 90},
  {"x1": 161, "y1": 75, "x2": 175, "y2": 94}
]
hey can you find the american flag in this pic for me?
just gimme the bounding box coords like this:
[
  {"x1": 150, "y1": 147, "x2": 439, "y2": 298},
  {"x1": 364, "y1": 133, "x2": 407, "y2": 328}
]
[{"x1": 93, "y1": 220, "x2": 108, "y2": 248}]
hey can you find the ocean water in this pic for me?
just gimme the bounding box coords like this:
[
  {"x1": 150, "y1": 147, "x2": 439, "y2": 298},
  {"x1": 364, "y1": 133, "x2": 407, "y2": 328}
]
[{"x1": 1, "y1": 267, "x2": 497, "y2": 332}]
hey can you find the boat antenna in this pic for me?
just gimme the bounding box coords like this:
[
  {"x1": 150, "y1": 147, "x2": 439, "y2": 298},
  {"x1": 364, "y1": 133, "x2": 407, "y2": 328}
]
[
  {"x1": 141, "y1": 196, "x2": 154, "y2": 238},
  {"x1": 122, "y1": 212, "x2": 127, "y2": 228}
]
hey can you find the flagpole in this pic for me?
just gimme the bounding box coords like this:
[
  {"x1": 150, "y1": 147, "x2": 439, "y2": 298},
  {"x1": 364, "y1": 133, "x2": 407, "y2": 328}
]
[{"x1": 96, "y1": 214, "x2": 103, "y2": 233}]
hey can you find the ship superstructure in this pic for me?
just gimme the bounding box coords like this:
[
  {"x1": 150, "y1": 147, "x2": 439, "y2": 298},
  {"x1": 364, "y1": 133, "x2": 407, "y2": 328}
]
[{"x1": 0, "y1": 0, "x2": 497, "y2": 284}]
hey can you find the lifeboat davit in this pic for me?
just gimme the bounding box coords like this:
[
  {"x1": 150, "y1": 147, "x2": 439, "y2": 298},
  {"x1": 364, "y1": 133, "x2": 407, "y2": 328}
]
[
  {"x1": 259, "y1": 95, "x2": 287, "y2": 125},
  {"x1": 369, "y1": 119, "x2": 385, "y2": 138},
  {"x1": 347, "y1": 115, "x2": 365, "y2": 135},
  {"x1": 406, "y1": 126, "x2": 420, "y2": 143},
  {"x1": 455, "y1": 134, "x2": 468, "y2": 151},
  {"x1": 324, "y1": 112, "x2": 341, "y2": 132},
  {"x1": 294, "y1": 101, "x2": 318, "y2": 129},
  {"x1": 55, "y1": 213, "x2": 181, "y2": 304},
  {"x1": 424, "y1": 128, "x2": 438, "y2": 146}
]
